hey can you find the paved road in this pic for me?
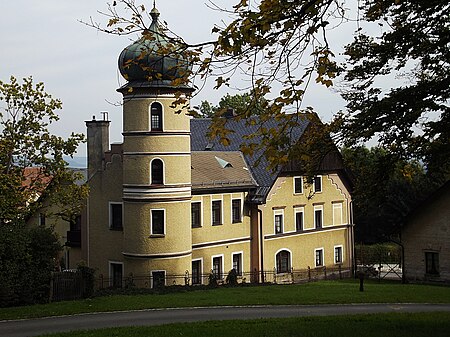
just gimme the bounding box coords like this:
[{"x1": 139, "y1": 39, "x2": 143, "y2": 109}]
[{"x1": 1, "y1": 303, "x2": 450, "y2": 337}]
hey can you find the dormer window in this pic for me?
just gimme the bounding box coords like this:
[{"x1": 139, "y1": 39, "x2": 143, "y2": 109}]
[
  {"x1": 150, "y1": 102, "x2": 163, "y2": 131},
  {"x1": 151, "y1": 159, "x2": 164, "y2": 185}
]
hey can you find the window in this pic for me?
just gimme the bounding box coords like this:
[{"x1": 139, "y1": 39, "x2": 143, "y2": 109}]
[
  {"x1": 314, "y1": 206, "x2": 323, "y2": 229},
  {"x1": 151, "y1": 159, "x2": 164, "y2": 185},
  {"x1": 151, "y1": 271, "x2": 166, "y2": 288},
  {"x1": 333, "y1": 203, "x2": 343, "y2": 225},
  {"x1": 295, "y1": 209, "x2": 304, "y2": 232},
  {"x1": 192, "y1": 260, "x2": 202, "y2": 285},
  {"x1": 70, "y1": 215, "x2": 82, "y2": 231},
  {"x1": 315, "y1": 248, "x2": 324, "y2": 267},
  {"x1": 232, "y1": 252, "x2": 243, "y2": 276},
  {"x1": 39, "y1": 213, "x2": 46, "y2": 226},
  {"x1": 191, "y1": 202, "x2": 201, "y2": 228},
  {"x1": 150, "y1": 102, "x2": 162, "y2": 131},
  {"x1": 109, "y1": 262, "x2": 123, "y2": 288},
  {"x1": 212, "y1": 200, "x2": 222, "y2": 225},
  {"x1": 276, "y1": 250, "x2": 291, "y2": 273},
  {"x1": 274, "y1": 213, "x2": 283, "y2": 234},
  {"x1": 232, "y1": 199, "x2": 242, "y2": 223},
  {"x1": 314, "y1": 176, "x2": 322, "y2": 193},
  {"x1": 294, "y1": 176, "x2": 303, "y2": 194},
  {"x1": 334, "y1": 246, "x2": 343, "y2": 264},
  {"x1": 425, "y1": 252, "x2": 439, "y2": 275},
  {"x1": 151, "y1": 209, "x2": 165, "y2": 235},
  {"x1": 212, "y1": 256, "x2": 223, "y2": 279},
  {"x1": 109, "y1": 203, "x2": 123, "y2": 230}
]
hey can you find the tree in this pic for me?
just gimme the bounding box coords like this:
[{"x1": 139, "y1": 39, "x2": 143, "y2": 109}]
[
  {"x1": 88, "y1": 1, "x2": 449, "y2": 177},
  {"x1": 337, "y1": 0, "x2": 449, "y2": 175},
  {"x1": 193, "y1": 91, "x2": 268, "y2": 118},
  {"x1": 0, "y1": 76, "x2": 86, "y2": 306},
  {"x1": 0, "y1": 76, "x2": 86, "y2": 225},
  {"x1": 341, "y1": 146, "x2": 434, "y2": 243}
]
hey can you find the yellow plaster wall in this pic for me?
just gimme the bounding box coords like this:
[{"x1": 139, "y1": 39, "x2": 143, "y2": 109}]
[
  {"x1": 191, "y1": 192, "x2": 251, "y2": 245},
  {"x1": 191, "y1": 241, "x2": 251, "y2": 280},
  {"x1": 123, "y1": 201, "x2": 192, "y2": 256},
  {"x1": 123, "y1": 155, "x2": 191, "y2": 185},
  {"x1": 261, "y1": 174, "x2": 352, "y2": 270},
  {"x1": 123, "y1": 97, "x2": 190, "y2": 133}
]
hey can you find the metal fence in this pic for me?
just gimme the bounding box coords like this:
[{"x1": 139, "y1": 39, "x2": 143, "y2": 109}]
[
  {"x1": 50, "y1": 270, "x2": 84, "y2": 302},
  {"x1": 96, "y1": 265, "x2": 352, "y2": 290}
]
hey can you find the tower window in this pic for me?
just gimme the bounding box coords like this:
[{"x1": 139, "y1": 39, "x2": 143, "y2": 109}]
[
  {"x1": 150, "y1": 102, "x2": 163, "y2": 131},
  {"x1": 151, "y1": 159, "x2": 164, "y2": 185},
  {"x1": 151, "y1": 209, "x2": 165, "y2": 235}
]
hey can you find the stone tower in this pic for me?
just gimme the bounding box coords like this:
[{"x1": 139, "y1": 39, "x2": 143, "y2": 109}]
[{"x1": 117, "y1": 4, "x2": 193, "y2": 282}]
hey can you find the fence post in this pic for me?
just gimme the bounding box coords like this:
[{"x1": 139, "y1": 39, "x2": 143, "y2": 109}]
[
  {"x1": 290, "y1": 267, "x2": 294, "y2": 284},
  {"x1": 185, "y1": 270, "x2": 189, "y2": 286},
  {"x1": 49, "y1": 272, "x2": 54, "y2": 303},
  {"x1": 99, "y1": 274, "x2": 104, "y2": 289},
  {"x1": 308, "y1": 266, "x2": 311, "y2": 281},
  {"x1": 324, "y1": 266, "x2": 327, "y2": 280},
  {"x1": 273, "y1": 267, "x2": 277, "y2": 284},
  {"x1": 339, "y1": 264, "x2": 342, "y2": 279}
]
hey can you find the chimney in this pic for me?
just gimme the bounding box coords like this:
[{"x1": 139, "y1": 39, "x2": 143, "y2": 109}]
[{"x1": 85, "y1": 113, "x2": 110, "y2": 178}]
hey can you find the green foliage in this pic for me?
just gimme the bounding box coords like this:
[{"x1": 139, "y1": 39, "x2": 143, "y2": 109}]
[
  {"x1": 342, "y1": 146, "x2": 435, "y2": 242},
  {"x1": 225, "y1": 269, "x2": 238, "y2": 286},
  {"x1": 0, "y1": 76, "x2": 86, "y2": 307},
  {"x1": 0, "y1": 76, "x2": 86, "y2": 225},
  {"x1": 338, "y1": 0, "x2": 449, "y2": 173},
  {"x1": 0, "y1": 224, "x2": 60, "y2": 307},
  {"x1": 77, "y1": 263, "x2": 96, "y2": 298}
]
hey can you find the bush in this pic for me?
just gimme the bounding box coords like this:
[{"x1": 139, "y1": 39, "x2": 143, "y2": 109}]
[
  {"x1": 0, "y1": 224, "x2": 60, "y2": 307},
  {"x1": 226, "y1": 269, "x2": 238, "y2": 286}
]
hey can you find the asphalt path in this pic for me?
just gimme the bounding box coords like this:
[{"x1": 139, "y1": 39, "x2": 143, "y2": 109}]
[{"x1": 1, "y1": 303, "x2": 450, "y2": 337}]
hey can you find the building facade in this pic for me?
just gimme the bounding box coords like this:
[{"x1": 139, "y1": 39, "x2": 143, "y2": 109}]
[{"x1": 86, "y1": 5, "x2": 354, "y2": 287}]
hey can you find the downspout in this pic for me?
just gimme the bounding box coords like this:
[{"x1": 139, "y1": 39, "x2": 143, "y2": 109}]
[
  {"x1": 258, "y1": 208, "x2": 264, "y2": 283},
  {"x1": 349, "y1": 200, "x2": 355, "y2": 277}
]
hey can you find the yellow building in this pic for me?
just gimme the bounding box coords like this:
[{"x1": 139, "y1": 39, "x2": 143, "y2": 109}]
[{"x1": 86, "y1": 5, "x2": 354, "y2": 287}]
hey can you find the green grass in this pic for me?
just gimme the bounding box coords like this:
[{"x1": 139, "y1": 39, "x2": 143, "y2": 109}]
[
  {"x1": 1, "y1": 279, "x2": 449, "y2": 320},
  {"x1": 40, "y1": 312, "x2": 450, "y2": 337}
]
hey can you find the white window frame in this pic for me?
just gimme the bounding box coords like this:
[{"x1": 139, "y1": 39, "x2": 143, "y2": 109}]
[
  {"x1": 150, "y1": 208, "x2": 166, "y2": 236},
  {"x1": 231, "y1": 197, "x2": 243, "y2": 223},
  {"x1": 294, "y1": 207, "x2": 304, "y2": 232},
  {"x1": 231, "y1": 251, "x2": 243, "y2": 276},
  {"x1": 333, "y1": 202, "x2": 343, "y2": 226},
  {"x1": 109, "y1": 202, "x2": 123, "y2": 229},
  {"x1": 191, "y1": 200, "x2": 203, "y2": 228},
  {"x1": 314, "y1": 248, "x2": 324, "y2": 267},
  {"x1": 314, "y1": 205, "x2": 324, "y2": 229},
  {"x1": 211, "y1": 254, "x2": 224, "y2": 279},
  {"x1": 150, "y1": 270, "x2": 166, "y2": 288},
  {"x1": 334, "y1": 245, "x2": 343, "y2": 264},
  {"x1": 149, "y1": 101, "x2": 164, "y2": 131},
  {"x1": 273, "y1": 209, "x2": 284, "y2": 234},
  {"x1": 211, "y1": 197, "x2": 223, "y2": 226},
  {"x1": 191, "y1": 258, "x2": 203, "y2": 285},
  {"x1": 275, "y1": 248, "x2": 292, "y2": 274},
  {"x1": 150, "y1": 157, "x2": 165, "y2": 185},
  {"x1": 293, "y1": 176, "x2": 303, "y2": 194},
  {"x1": 313, "y1": 175, "x2": 323, "y2": 193},
  {"x1": 108, "y1": 261, "x2": 124, "y2": 287}
]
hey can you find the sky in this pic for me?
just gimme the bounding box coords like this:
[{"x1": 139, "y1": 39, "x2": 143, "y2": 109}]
[{"x1": 0, "y1": 0, "x2": 356, "y2": 159}]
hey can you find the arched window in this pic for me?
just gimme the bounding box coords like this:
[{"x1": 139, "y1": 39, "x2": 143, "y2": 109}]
[
  {"x1": 151, "y1": 159, "x2": 164, "y2": 185},
  {"x1": 150, "y1": 102, "x2": 163, "y2": 131},
  {"x1": 276, "y1": 250, "x2": 291, "y2": 273}
]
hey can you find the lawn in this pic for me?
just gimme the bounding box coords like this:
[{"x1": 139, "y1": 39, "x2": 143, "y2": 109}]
[
  {"x1": 40, "y1": 312, "x2": 450, "y2": 337},
  {"x1": 1, "y1": 279, "x2": 449, "y2": 320}
]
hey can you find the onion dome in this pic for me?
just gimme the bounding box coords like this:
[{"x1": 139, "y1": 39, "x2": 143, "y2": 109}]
[{"x1": 118, "y1": 4, "x2": 192, "y2": 92}]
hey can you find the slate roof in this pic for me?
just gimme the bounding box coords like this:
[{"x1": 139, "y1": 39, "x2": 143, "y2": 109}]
[
  {"x1": 190, "y1": 117, "x2": 310, "y2": 191},
  {"x1": 191, "y1": 151, "x2": 256, "y2": 192}
]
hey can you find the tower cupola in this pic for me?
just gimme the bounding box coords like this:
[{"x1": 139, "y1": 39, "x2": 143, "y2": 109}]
[{"x1": 118, "y1": 3, "x2": 192, "y2": 92}]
